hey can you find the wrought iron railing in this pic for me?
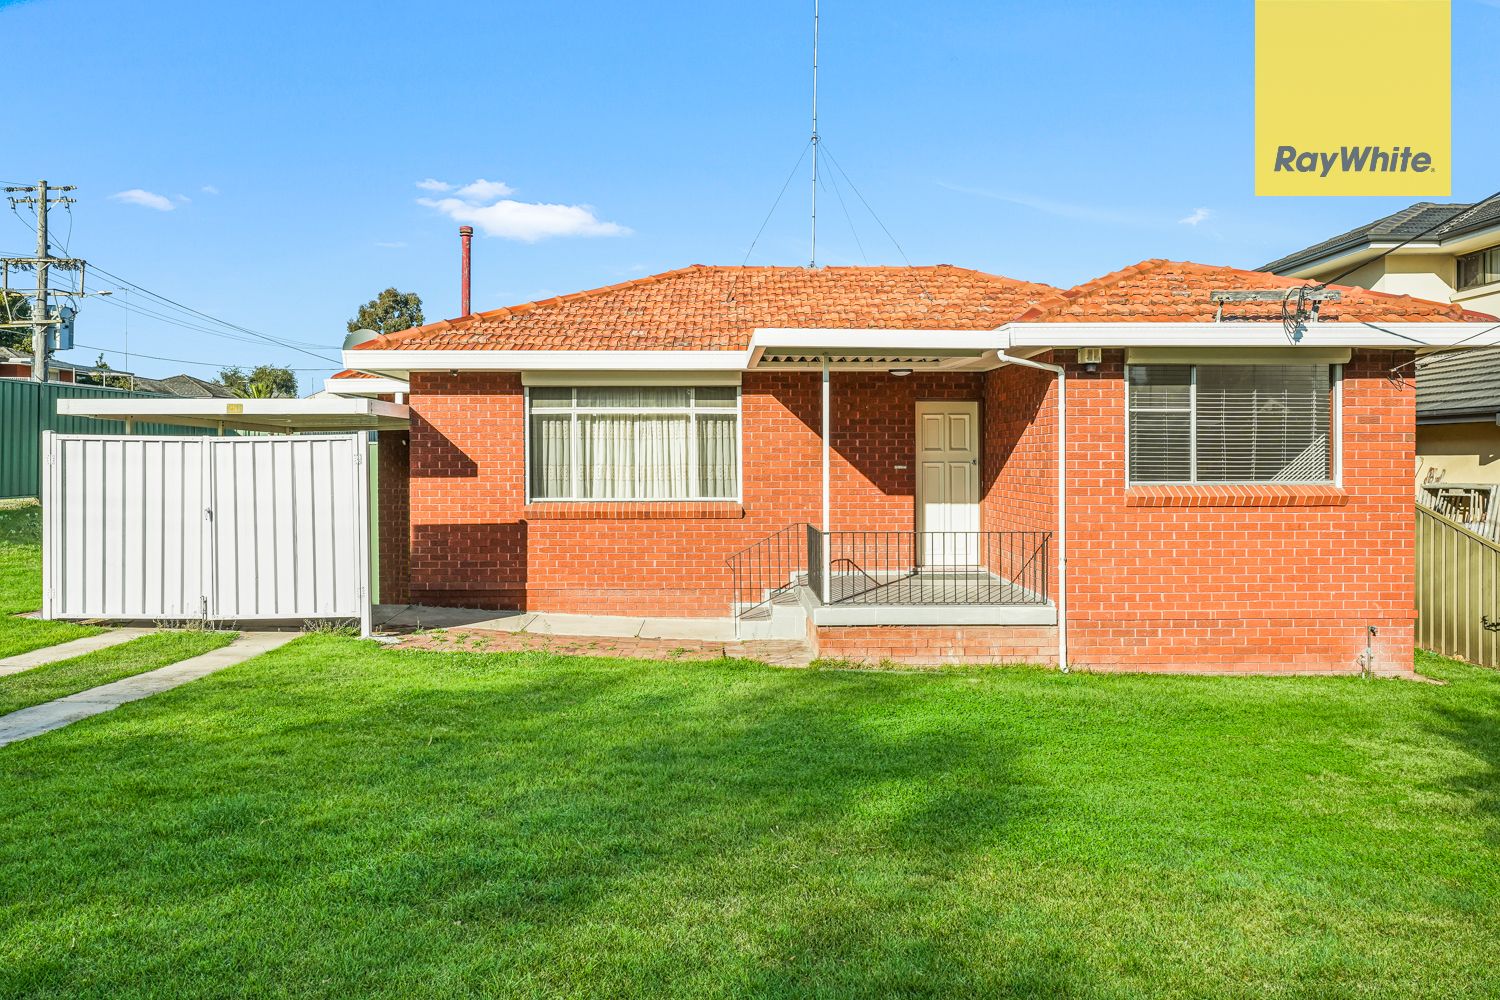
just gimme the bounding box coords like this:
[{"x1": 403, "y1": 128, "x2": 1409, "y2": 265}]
[
  {"x1": 725, "y1": 523, "x2": 811, "y2": 621},
  {"x1": 728, "y1": 526, "x2": 1051, "y2": 619},
  {"x1": 816, "y1": 530, "x2": 1050, "y2": 606}
]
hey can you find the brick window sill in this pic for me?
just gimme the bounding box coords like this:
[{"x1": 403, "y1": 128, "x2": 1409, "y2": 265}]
[
  {"x1": 523, "y1": 501, "x2": 746, "y2": 520},
  {"x1": 1125, "y1": 484, "x2": 1350, "y2": 508}
]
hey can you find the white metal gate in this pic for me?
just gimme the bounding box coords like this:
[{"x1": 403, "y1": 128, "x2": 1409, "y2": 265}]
[{"x1": 41, "y1": 433, "x2": 370, "y2": 633}]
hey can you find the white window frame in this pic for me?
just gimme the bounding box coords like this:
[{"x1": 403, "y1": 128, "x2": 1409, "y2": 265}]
[
  {"x1": 524, "y1": 385, "x2": 744, "y2": 503},
  {"x1": 1124, "y1": 363, "x2": 1341, "y2": 486}
]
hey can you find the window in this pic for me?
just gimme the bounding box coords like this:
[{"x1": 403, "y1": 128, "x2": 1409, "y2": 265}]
[
  {"x1": 1127, "y1": 364, "x2": 1334, "y2": 484},
  {"x1": 1457, "y1": 246, "x2": 1500, "y2": 291},
  {"x1": 527, "y1": 386, "x2": 740, "y2": 501}
]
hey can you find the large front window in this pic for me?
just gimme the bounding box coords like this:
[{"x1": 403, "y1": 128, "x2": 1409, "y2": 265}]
[
  {"x1": 1127, "y1": 364, "x2": 1334, "y2": 484},
  {"x1": 527, "y1": 386, "x2": 740, "y2": 501}
]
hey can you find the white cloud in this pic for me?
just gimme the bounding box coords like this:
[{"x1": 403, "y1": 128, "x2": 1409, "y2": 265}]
[
  {"x1": 453, "y1": 178, "x2": 515, "y2": 201},
  {"x1": 417, "y1": 178, "x2": 629, "y2": 242},
  {"x1": 416, "y1": 178, "x2": 453, "y2": 192},
  {"x1": 1179, "y1": 207, "x2": 1212, "y2": 226},
  {"x1": 111, "y1": 189, "x2": 175, "y2": 212},
  {"x1": 201, "y1": 185, "x2": 220, "y2": 195}
]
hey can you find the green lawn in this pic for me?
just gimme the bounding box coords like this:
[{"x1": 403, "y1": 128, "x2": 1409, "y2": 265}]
[
  {"x1": 0, "y1": 630, "x2": 237, "y2": 716},
  {"x1": 0, "y1": 507, "x2": 1497, "y2": 997},
  {"x1": 0, "y1": 503, "x2": 100, "y2": 658}
]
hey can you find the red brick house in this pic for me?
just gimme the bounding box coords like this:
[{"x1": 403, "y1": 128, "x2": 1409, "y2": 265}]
[{"x1": 337, "y1": 259, "x2": 1499, "y2": 674}]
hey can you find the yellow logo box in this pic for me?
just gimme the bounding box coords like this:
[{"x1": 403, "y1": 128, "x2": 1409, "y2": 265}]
[{"x1": 1256, "y1": 0, "x2": 1449, "y2": 196}]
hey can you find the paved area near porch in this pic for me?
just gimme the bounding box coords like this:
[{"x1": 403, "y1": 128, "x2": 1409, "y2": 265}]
[
  {"x1": 399, "y1": 627, "x2": 813, "y2": 667},
  {"x1": 0, "y1": 631, "x2": 299, "y2": 748},
  {"x1": 0, "y1": 627, "x2": 157, "y2": 676},
  {"x1": 375, "y1": 605, "x2": 743, "y2": 642}
]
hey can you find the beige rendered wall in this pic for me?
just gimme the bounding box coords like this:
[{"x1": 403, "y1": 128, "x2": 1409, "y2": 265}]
[{"x1": 1417, "y1": 420, "x2": 1500, "y2": 486}]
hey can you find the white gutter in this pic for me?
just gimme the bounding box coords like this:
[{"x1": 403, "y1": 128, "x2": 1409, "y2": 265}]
[
  {"x1": 1002, "y1": 321, "x2": 1500, "y2": 350},
  {"x1": 994, "y1": 350, "x2": 1068, "y2": 674}
]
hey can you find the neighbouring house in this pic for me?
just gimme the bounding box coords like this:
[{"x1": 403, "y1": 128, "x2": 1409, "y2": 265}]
[
  {"x1": 1264, "y1": 202, "x2": 1500, "y2": 520},
  {"x1": 0, "y1": 345, "x2": 91, "y2": 383},
  {"x1": 308, "y1": 259, "x2": 1499, "y2": 673}
]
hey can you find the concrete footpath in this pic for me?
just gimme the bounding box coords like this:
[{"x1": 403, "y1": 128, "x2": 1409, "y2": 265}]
[
  {"x1": 0, "y1": 631, "x2": 298, "y2": 748},
  {"x1": 0, "y1": 628, "x2": 157, "y2": 677}
]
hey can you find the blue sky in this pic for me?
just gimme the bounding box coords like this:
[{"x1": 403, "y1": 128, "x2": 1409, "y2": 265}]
[{"x1": 4, "y1": 0, "x2": 1498, "y2": 392}]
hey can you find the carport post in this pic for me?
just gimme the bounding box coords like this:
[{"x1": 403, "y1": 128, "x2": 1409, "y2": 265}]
[{"x1": 820, "y1": 353, "x2": 831, "y2": 601}]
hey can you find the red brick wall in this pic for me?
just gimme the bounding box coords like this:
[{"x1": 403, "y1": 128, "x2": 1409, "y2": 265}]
[
  {"x1": 1058, "y1": 348, "x2": 1416, "y2": 674},
  {"x1": 980, "y1": 359, "x2": 1059, "y2": 601},
  {"x1": 403, "y1": 351, "x2": 1417, "y2": 674},
  {"x1": 377, "y1": 430, "x2": 410, "y2": 604},
  {"x1": 812, "y1": 624, "x2": 1058, "y2": 666}
]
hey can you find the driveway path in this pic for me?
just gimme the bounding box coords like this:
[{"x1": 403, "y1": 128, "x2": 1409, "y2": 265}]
[
  {"x1": 0, "y1": 628, "x2": 157, "y2": 677},
  {"x1": 0, "y1": 632, "x2": 298, "y2": 748}
]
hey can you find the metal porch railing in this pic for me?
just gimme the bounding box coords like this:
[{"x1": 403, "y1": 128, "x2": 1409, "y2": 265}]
[{"x1": 727, "y1": 525, "x2": 1051, "y2": 621}]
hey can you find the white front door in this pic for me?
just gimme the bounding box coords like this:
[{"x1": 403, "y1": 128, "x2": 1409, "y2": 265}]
[{"x1": 915, "y1": 401, "x2": 980, "y2": 566}]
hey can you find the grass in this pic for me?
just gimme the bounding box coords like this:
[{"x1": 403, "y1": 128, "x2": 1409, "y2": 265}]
[
  {"x1": 0, "y1": 630, "x2": 236, "y2": 716},
  {"x1": 0, "y1": 640, "x2": 1495, "y2": 998},
  {"x1": 0, "y1": 505, "x2": 1497, "y2": 997},
  {"x1": 0, "y1": 503, "x2": 100, "y2": 658}
]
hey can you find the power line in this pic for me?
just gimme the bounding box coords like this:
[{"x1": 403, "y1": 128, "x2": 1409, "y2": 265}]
[
  {"x1": 76, "y1": 342, "x2": 333, "y2": 372},
  {"x1": 6, "y1": 201, "x2": 338, "y2": 362},
  {"x1": 1315, "y1": 190, "x2": 1500, "y2": 290}
]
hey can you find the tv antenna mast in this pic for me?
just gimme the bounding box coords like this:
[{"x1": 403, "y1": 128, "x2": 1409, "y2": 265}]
[{"x1": 809, "y1": 0, "x2": 819, "y2": 268}]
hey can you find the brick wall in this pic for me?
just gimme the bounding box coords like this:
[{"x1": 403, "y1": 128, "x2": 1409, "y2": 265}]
[
  {"x1": 402, "y1": 351, "x2": 1417, "y2": 674},
  {"x1": 405, "y1": 370, "x2": 986, "y2": 615},
  {"x1": 1058, "y1": 348, "x2": 1416, "y2": 674},
  {"x1": 812, "y1": 624, "x2": 1058, "y2": 666}
]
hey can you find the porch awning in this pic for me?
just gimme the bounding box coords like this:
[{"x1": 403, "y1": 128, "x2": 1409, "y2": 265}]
[
  {"x1": 746, "y1": 329, "x2": 1005, "y2": 371},
  {"x1": 55, "y1": 396, "x2": 410, "y2": 433}
]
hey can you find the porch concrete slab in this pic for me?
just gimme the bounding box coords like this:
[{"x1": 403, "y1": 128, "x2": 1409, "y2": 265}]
[
  {"x1": 637, "y1": 617, "x2": 738, "y2": 642},
  {"x1": 0, "y1": 628, "x2": 157, "y2": 677},
  {"x1": 0, "y1": 631, "x2": 299, "y2": 748},
  {"x1": 521, "y1": 613, "x2": 647, "y2": 638}
]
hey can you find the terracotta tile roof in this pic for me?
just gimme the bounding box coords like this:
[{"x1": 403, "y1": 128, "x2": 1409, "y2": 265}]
[
  {"x1": 348, "y1": 265, "x2": 1061, "y2": 352},
  {"x1": 1016, "y1": 259, "x2": 1497, "y2": 324}
]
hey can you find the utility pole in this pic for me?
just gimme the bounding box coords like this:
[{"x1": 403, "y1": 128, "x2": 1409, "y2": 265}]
[{"x1": 3, "y1": 180, "x2": 80, "y2": 381}]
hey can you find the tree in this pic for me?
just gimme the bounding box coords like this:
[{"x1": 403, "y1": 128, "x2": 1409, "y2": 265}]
[
  {"x1": 219, "y1": 364, "x2": 298, "y2": 398},
  {"x1": 0, "y1": 293, "x2": 30, "y2": 353},
  {"x1": 348, "y1": 288, "x2": 423, "y2": 337}
]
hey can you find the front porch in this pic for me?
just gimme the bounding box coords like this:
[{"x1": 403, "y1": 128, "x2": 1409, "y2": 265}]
[{"x1": 728, "y1": 525, "x2": 1056, "y2": 636}]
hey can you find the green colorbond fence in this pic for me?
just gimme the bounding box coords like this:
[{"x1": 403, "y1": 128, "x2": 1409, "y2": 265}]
[{"x1": 0, "y1": 380, "x2": 220, "y2": 499}]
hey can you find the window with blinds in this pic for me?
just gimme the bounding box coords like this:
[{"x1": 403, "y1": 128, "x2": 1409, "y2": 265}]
[
  {"x1": 527, "y1": 386, "x2": 740, "y2": 501},
  {"x1": 1127, "y1": 364, "x2": 1334, "y2": 484}
]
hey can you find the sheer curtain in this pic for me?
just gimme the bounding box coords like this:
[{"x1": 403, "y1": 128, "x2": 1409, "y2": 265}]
[
  {"x1": 530, "y1": 415, "x2": 571, "y2": 498},
  {"x1": 531, "y1": 387, "x2": 739, "y2": 500},
  {"x1": 697, "y1": 414, "x2": 738, "y2": 498}
]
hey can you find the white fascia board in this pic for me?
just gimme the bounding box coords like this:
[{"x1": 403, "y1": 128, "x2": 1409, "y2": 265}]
[
  {"x1": 323, "y1": 375, "x2": 409, "y2": 397},
  {"x1": 343, "y1": 349, "x2": 751, "y2": 377},
  {"x1": 57, "y1": 397, "x2": 409, "y2": 421},
  {"x1": 1002, "y1": 321, "x2": 1500, "y2": 350},
  {"x1": 751, "y1": 328, "x2": 1007, "y2": 354}
]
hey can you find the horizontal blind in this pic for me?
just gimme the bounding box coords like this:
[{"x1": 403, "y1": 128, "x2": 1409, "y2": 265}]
[
  {"x1": 1127, "y1": 365, "x2": 1192, "y2": 482},
  {"x1": 1128, "y1": 364, "x2": 1332, "y2": 484},
  {"x1": 1196, "y1": 365, "x2": 1330, "y2": 482}
]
